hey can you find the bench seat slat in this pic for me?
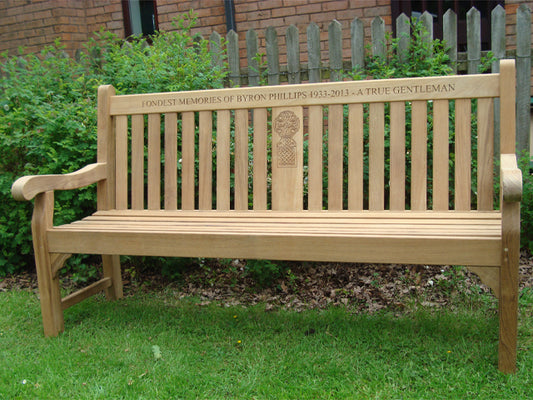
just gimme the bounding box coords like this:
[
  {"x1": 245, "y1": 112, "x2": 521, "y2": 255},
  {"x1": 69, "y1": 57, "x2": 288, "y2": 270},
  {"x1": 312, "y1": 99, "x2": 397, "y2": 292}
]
[
  {"x1": 67, "y1": 214, "x2": 502, "y2": 229},
  {"x1": 92, "y1": 209, "x2": 501, "y2": 219},
  {"x1": 48, "y1": 210, "x2": 501, "y2": 268},
  {"x1": 47, "y1": 226, "x2": 500, "y2": 267}
]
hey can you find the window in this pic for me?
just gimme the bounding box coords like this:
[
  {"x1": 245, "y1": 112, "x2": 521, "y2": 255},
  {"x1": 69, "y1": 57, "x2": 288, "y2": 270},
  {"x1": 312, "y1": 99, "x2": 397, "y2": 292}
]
[
  {"x1": 122, "y1": 0, "x2": 158, "y2": 38},
  {"x1": 391, "y1": 0, "x2": 504, "y2": 51}
]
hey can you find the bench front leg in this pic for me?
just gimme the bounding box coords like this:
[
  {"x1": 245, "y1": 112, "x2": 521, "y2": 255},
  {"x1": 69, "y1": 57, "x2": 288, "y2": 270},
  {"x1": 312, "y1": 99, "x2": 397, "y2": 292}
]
[
  {"x1": 102, "y1": 255, "x2": 123, "y2": 300},
  {"x1": 32, "y1": 191, "x2": 64, "y2": 337}
]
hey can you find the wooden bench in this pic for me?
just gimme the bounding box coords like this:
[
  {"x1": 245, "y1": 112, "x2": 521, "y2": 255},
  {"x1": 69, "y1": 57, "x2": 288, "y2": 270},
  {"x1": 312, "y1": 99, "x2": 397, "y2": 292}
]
[{"x1": 12, "y1": 60, "x2": 522, "y2": 373}]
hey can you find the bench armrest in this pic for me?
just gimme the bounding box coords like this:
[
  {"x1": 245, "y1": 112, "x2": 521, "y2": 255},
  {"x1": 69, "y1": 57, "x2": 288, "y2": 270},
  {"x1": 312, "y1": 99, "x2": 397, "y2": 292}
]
[
  {"x1": 11, "y1": 162, "x2": 107, "y2": 201},
  {"x1": 500, "y1": 154, "x2": 522, "y2": 203}
]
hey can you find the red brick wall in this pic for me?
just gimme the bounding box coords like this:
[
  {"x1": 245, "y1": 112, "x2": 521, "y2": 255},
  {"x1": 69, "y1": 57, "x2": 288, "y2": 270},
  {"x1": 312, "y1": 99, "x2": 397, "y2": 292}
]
[
  {"x1": 0, "y1": 0, "x2": 530, "y2": 78},
  {"x1": 505, "y1": 0, "x2": 533, "y2": 49},
  {"x1": 86, "y1": 0, "x2": 124, "y2": 38},
  {"x1": 168, "y1": 0, "x2": 392, "y2": 68},
  {"x1": 0, "y1": 0, "x2": 88, "y2": 56}
]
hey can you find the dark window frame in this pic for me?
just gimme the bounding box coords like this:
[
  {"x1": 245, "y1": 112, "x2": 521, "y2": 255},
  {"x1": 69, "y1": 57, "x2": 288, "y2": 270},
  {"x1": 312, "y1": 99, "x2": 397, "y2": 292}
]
[{"x1": 122, "y1": 0, "x2": 159, "y2": 38}]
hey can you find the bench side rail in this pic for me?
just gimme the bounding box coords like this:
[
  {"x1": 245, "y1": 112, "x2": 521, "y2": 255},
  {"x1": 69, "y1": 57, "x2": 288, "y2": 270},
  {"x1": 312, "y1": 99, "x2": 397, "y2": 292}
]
[{"x1": 103, "y1": 68, "x2": 505, "y2": 212}]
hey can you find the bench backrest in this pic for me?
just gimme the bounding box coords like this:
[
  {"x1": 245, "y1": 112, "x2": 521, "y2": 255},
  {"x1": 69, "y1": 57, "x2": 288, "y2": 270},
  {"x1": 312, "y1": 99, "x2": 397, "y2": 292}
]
[{"x1": 96, "y1": 60, "x2": 516, "y2": 212}]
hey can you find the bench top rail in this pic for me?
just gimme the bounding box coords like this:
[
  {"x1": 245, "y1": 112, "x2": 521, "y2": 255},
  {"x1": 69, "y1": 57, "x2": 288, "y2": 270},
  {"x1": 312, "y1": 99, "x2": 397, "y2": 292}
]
[{"x1": 98, "y1": 60, "x2": 515, "y2": 213}]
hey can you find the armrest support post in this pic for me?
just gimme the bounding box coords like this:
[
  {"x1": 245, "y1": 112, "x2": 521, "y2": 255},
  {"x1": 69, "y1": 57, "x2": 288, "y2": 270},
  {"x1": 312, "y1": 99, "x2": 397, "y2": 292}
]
[{"x1": 500, "y1": 154, "x2": 522, "y2": 203}]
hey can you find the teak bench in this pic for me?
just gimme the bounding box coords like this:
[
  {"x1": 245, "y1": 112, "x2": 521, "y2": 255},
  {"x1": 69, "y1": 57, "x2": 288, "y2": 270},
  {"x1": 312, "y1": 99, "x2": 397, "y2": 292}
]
[{"x1": 12, "y1": 60, "x2": 522, "y2": 373}]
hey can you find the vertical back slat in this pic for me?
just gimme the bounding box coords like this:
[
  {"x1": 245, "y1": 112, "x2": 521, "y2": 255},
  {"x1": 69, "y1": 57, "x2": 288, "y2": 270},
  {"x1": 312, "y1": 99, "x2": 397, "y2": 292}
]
[
  {"x1": 181, "y1": 111, "x2": 195, "y2": 210},
  {"x1": 164, "y1": 113, "x2": 178, "y2": 210},
  {"x1": 308, "y1": 105, "x2": 323, "y2": 210},
  {"x1": 253, "y1": 108, "x2": 268, "y2": 210},
  {"x1": 216, "y1": 110, "x2": 231, "y2": 210},
  {"x1": 147, "y1": 114, "x2": 161, "y2": 210},
  {"x1": 115, "y1": 115, "x2": 128, "y2": 210},
  {"x1": 389, "y1": 102, "x2": 405, "y2": 211},
  {"x1": 477, "y1": 98, "x2": 494, "y2": 210},
  {"x1": 369, "y1": 103, "x2": 384, "y2": 210},
  {"x1": 348, "y1": 103, "x2": 363, "y2": 210},
  {"x1": 272, "y1": 107, "x2": 304, "y2": 211},
  {"x1": 411, "y1": 101, "x2": 427, "y2": 210},
  {"x1": 432, "y1": 100, "x2": 450, "y2": 211},
  {"x1": 455, "y1": 98, "x2": 472, "y2": 210},
  {"x1": 328, "y1": 105, "x2": 344, "y2": 210},
  {"x1": 131, "y1": 115, "x2": 144, "y2": 210},
  {"x1": 199, "y1": 111, "x2": 213, "y2": 210},
  {"x1": 234, "y1": 109, "x2": 249, "y2": 210}
]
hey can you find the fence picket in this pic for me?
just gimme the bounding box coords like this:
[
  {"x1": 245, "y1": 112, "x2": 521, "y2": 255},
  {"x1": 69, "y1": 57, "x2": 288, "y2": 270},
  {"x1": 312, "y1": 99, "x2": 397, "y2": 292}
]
[
  {"x1": 287, "y1": 25, "x2": 300, "y2": 84},
  {"x1": 328, "y1": 20, "x2": 343, "y2": 82},
  {"x1": 516, "y1": 4, "x2": 531, "y2": 154},
  {"x1": 443, "y1": 9, "x2": 457, "y2": 73},
  {"x1": 491, "y1": 5, "x2": 506, "y2": 157},
  {"x1": 350, "y1": 17, "x2": 364, "y2": 69},
  {"x1": 266, "y1": 27, "x2": 280, "y2": 85},
  {"x1": 246, "y1": 29, "x2": 260, "y2": 87},
  {"x1": 209, "y1": 31, "x2": 223, "y2": 70},
  {"x1": 227, "y1": 30, "x2": 240, "y2": 87},
  {"x1": 371, "y1": 17, "x2": 385, "y2": 58},
  {"x1": 396, "y1": 13, "x2": 410, "y2": 63},
  {"x1": 467, "y1": 7, "x2": 481, "y2": 75},
  {"x1": 420, "y1": 11, "x2": 434, "y2": 52},
  {"x1": 307, "y1": 22, "x2": 321, "y2": 83}
]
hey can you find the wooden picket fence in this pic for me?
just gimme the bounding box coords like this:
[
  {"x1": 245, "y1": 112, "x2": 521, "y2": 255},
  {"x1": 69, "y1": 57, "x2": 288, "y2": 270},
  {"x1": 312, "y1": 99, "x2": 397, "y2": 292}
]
[{"x1": 208, "y1": 4, "x2": 532, "y2": 156}]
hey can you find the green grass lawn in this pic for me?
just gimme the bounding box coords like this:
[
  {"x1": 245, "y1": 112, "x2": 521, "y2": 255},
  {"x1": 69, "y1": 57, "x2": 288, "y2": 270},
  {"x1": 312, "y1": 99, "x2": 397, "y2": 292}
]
[{"x1": 1, "y1": 287, "x2": 532, "y2": 399}]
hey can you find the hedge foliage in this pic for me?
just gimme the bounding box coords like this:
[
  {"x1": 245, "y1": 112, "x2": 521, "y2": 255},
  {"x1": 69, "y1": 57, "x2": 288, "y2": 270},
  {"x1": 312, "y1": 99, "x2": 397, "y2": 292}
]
[{"x1": 0, "y1": 13, "x2": 226, "y2": 275}]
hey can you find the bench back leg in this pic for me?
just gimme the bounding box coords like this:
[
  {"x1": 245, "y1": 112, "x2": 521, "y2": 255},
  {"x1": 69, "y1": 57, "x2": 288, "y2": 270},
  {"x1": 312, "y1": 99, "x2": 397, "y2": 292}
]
[
  {"x1": 499, "y1": 201, "x2": 520, "y2": 373},
  {"x1": 102, "y1": 254, "x2": 123, "y2": 300},
  {"x1": 32, "y1": 191, "x2": 64, "y2": 337}
]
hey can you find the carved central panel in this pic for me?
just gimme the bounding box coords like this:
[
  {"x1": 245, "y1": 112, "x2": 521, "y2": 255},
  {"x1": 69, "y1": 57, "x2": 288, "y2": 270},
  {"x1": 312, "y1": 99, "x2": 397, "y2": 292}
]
[{"x1": 274, "y1": 110, "x2": 300, "y2": 168}]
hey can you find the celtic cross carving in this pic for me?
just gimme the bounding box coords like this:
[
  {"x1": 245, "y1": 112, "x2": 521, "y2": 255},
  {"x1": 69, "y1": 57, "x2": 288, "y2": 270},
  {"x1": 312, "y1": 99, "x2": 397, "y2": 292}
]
[{"x1": 274, "y1": 110, "x2": 299, "y2": 168}]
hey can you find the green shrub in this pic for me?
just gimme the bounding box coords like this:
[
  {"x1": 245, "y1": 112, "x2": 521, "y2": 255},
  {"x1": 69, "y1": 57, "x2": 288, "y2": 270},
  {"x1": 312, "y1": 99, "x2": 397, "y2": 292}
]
[
  {"x1": 0, "y1": 44, "x2": 99, "y2": 275},
  {"x1": 245, "y1": 259, "x2": 288, "y2": 288},
  {"x1": 0, "y1": 12, "x2": 226, "y2": 276}
]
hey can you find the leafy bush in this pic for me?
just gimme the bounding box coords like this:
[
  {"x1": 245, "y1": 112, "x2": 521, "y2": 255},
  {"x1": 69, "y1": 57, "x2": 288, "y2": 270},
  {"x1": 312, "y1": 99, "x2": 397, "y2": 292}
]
[
  {"x1": 351, "y1": 18, "x2": 453, "y2": 80},
  {"x1": 0, "y1": 12, "x2": 226, "y2": 276},
  {"x1": 0, "y1": 44, "x2": 99, "y2": 275}
]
